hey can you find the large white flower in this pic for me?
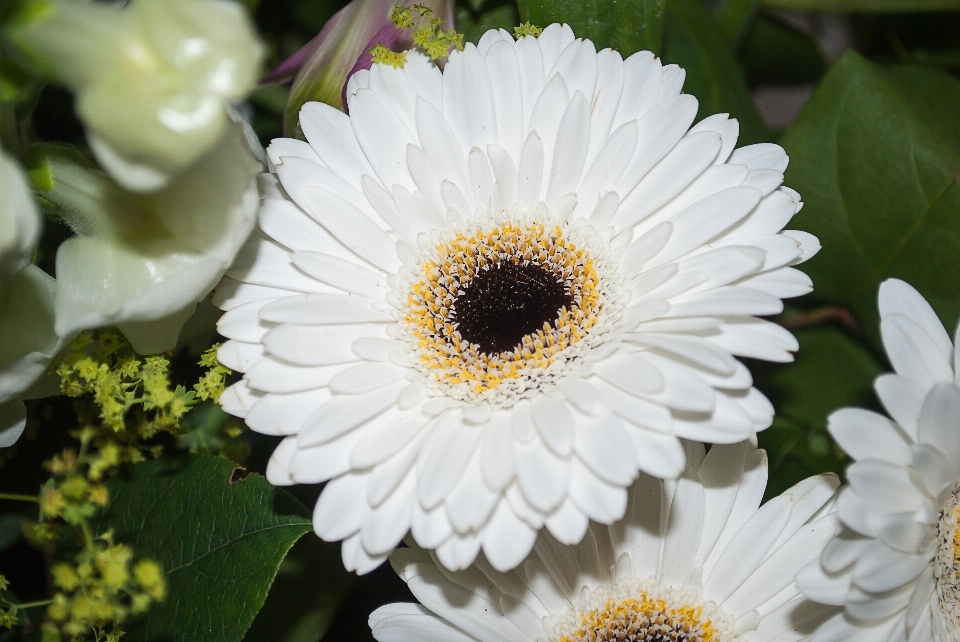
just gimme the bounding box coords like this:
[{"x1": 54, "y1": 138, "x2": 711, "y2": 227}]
[
  {"x1": 0, "y1": 149, "x2": 63, "y2": 446},
  {"x1": 370, "y1": 442, "x2": 840, "y2": 642},
  {"x1": 215, "y1": 24, "x2": 820, "y2": 573},
  {"x1": 49, "y1": 117, "x2": 262, "y2": 355},
  {"x1": 798, "y1": 279, "x2": 960, "y2": 642}
]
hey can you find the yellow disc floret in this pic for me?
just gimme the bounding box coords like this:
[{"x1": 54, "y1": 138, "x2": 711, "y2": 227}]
[
  {"x1": 401, "y1": 218, "x2": 605, "y2": 402},
  {"x1": 561, "y1": 594, "x2": 718, "y2": 642}
]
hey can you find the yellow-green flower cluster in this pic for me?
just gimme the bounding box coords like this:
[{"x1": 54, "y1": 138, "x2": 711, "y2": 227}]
[
  {"x1": 193, "y1": 344, "x2": 232, "y2": 404},
  {"x1": 514, "y1": 22, "x2": 543, "y2": 38},
  {"x1": 47, "y1": 534, "x2": 165, "y2": 638},
  {"x1": 0, "y1": 575, "x2": 16, "y2": 630},
  {"x1": 370, "y1": 44, "x2": 408, "y2": 69},
  {"x1": 375, "y1": 3, "x2": 463, "y2": 67},
  {"x1": 57, "y1": 331, "x2": 197, "y2": 440}
]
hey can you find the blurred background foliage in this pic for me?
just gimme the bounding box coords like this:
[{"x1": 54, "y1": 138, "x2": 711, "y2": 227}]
[{"x1": 1, "y1": 0, "x2": 959, "y2": 640}]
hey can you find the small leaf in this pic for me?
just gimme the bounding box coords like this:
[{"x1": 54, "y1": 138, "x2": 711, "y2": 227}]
[
  {"x1": 99, "y1": 455, "x2": 312, "y2": 642},
  {"x1": 660, "y1": 0, "x2": 770, "y2": 144},
  {"x1": 518, "y1": 0, "x2": 666, "y2": 56},
  {"x1": 781, "y1": 52, "x2": 960, "y2": 346}
]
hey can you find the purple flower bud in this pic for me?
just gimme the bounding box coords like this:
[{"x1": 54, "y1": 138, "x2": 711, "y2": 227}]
[{"x1": 268, "y1": 0, "x2": 453, "y2": 138}]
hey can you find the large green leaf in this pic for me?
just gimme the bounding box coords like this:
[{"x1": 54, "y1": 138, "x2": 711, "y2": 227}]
[
  {"x1": 100, "y1": 456, "x2": 312, "y2": 642},
  {"x1": 781, "y1": 52, "x2": 960, "y2": 346},
  {"x1": 755, "y1": 322, "x2": 884, "y2": 498},
  {"x1": 517, "y1": 0, "x2": 666, "y2": 56},
  {"x1": 660, "y1": 0, "x2": 770, "y2": 145}
]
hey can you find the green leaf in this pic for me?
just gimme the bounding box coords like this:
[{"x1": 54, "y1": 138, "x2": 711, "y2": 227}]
[
  {"x1": 242, "y1": 535, "x2": 356, "y2": 642},
  {"x1": 99, "y1": 455, "x2": 312, "y2": 642},
  {"x1": 660, "y1": 0, "x2": 770, "y2": 145},
  {"x1": 713, "y1": 0, "x2": 759, "y2": 46},
  {"x1": 781, "y1": 52, "x2": 960, "y2": 346},
  {"x1": 739, "y1": 15, "x2": 825, "y2": 86},
  {"x1": 517, "y1": 0, "x2": 666, "y2": 56},
  {"x1": 756, "y1": 323, "x2": 883, "y2": 499}
]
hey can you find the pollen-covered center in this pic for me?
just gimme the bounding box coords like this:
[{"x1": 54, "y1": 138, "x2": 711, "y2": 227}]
[
  {"x1": 935, "y1": 487, "x2": 960, "y2": 638},
  {"x1": 560, "y1": 595, "x2": 718, "y2": 642},
  {"x1": 452, "y1": 262, "x2": 574, "y2": 354},
  {"x1": 399, "y1": 215, "x2": 611, "y2": 406}
]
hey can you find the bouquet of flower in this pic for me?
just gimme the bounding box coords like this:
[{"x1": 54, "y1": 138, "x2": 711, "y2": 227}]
[{"x1": 0, "y1": 0, "x2": 958, "y2": 640}]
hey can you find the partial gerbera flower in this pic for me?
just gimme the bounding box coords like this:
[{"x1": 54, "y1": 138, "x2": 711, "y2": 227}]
[
  {"x1": 370, "y1": 442, "x2": 840, "y2": 642},
  {"x1": 216, "y1": 24, "x2": 820, "y2": 573},
  {"x1": 798, "y1": 279, "x2": 960, "y2": 642}
]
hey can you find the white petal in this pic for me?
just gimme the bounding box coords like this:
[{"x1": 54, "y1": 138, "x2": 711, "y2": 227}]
[
  {"x1": 515, "y1": 438, "x2": 569, "y2": 513},
  {"x1": 313, "y1": 471, "x2": 368, "y2": 541},
  {"x1": 298, "y1": 382, "x2": 405, "y2": 446},
  {"x1": 361, "y1": 471, "x2": 416, "y2": 556},
  {"x1": 660, "y1": 473, "x2": 705, "y2": 587},
  {"x1": 417, "y1": 416, "x2": 482, "y2": 510},
  {"x1": 483, "y1": 500, "x2": 538, "y2": 573},
  {"x1": 573, "y1": 412, "x2": 638, "y2": 487},
  {"x1": 259, "y1": 293, "x2": 387, "y2": 325},
  {"x1": 828, "y1": 408, "x2": 912, "y2": 465},
  {"x1": 916, "y1": 382, "x2": 960, "y2": 464},
  {"x1": 567, "y1": 458, "x2": 628, "y2": 524},
  {"x1": 350, "y1": 408, "x2": 432, "y2": 469},
  {"x1": 853, "y1": 541, "x2": 931, "y2": 593},
  {"x1": 531, "y1": 395, "x2": 575, "y2": 456},
  {"x1": 446, "y1": 449, "x2": 499, "y2": 535}
]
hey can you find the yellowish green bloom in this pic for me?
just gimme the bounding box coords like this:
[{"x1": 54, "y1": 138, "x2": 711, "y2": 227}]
[
  {"x1": 9, "y1": 0, "x2": 264, "y2": 191},
  {"x1": 30, "y1": 117, "x2": 262, "y2": 354}
]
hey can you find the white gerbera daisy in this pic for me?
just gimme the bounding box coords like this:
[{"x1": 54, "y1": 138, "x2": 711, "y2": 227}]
[
  {"x1": 216, "y1": 24, "x2": 820, "y2": 573},
  {"x1": 798, "y1": 279, "x2": 960, "y2": 642},
  {"x1": 370, "y1": 442, "x2": 840, "y2": 642}
]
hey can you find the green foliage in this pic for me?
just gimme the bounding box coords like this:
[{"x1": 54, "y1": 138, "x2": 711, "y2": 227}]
[
  {"x1": 738, "y1": 15, "x2": 825, "y2": 86},
  {"x1": 242, "y1": 536, "x2": 355, "y2": 642},
  {"x1": 456, "y1": 0, "x2": 519, "y2": 45},
  {"x1": 781, "y1": 52, "x2": 960, "y2": 347},
  {"x1": 756, "y1": 323, "x2": 883, "y2": 498},
  {"x1": 660, "y1": 0, "x2": 770, "y2": 144},
  {"x1": 98, "y1": 456, "x2": 312, "y2": 642},
  {"x1": 517, "y1": 0, "x2": 666, "y2": 56}
]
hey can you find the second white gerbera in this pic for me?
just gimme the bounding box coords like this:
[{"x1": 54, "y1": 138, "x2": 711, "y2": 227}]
[
  {"x1": 216, "y1": 24, "x2": 819, "y2": 573},
  {"x1": 798, "y1": 279, "x2": 960, "y2": 642},
  {"x1": 371, "y1": 442, "x2": 840, "y2": 642}
]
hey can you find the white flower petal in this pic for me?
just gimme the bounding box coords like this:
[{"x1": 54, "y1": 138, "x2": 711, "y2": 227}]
[{"x1": 827, "y1": 408, "x2": 912, "y2": 465}]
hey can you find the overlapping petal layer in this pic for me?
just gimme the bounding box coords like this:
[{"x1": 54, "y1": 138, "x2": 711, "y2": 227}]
[
  {"x1": 798, "y1": 279, "x2": 960, "y2": 642},
  {"x1": 216, "y1": 24, "x2": 819, "y2": 572},
  {"x1": 369, "y1": 442, "x2": 840, "y2": 642}
]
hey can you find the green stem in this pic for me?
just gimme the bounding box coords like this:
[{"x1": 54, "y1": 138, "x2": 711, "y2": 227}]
[
  {"x1": 0, "y1": 492, "x2": 39, "y2": 503},
  {"x1": 79, "y1": 518, "x2": 95, "y2": 550},
  {"x1": 9, "y1": 599, "x2": 53, "y2": 610}
]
